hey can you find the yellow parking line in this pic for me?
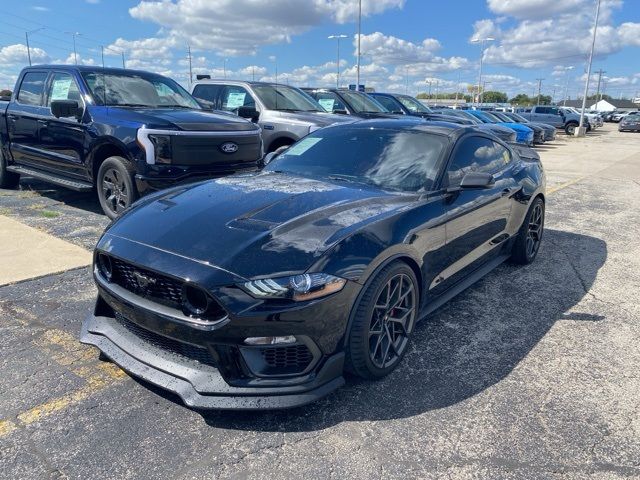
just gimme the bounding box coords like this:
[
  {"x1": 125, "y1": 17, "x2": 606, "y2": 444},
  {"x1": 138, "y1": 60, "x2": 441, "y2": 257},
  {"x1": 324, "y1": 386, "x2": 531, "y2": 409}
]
[
  {"x1": 0, "y1": 420, "x2": 18, "y2": 436},
  {"x1": 547, "y1": 176, "x2": 588, "y2": 195}
]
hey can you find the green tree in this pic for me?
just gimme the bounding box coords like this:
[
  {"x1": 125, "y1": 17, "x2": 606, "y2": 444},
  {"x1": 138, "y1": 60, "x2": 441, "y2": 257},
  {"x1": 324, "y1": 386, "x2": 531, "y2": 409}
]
[
  {"x1": 587, "y1": 93, "x2": 613, "y2": 101},
  {"x1": 509, "y1": 94, "x2": 532, "y2": 105},
  {"x1": 0, "y1": 89, "x2": 11, "y2": 97},
  {"x1": 482, "y1": 91, "x2": 508, "y2": 103}
]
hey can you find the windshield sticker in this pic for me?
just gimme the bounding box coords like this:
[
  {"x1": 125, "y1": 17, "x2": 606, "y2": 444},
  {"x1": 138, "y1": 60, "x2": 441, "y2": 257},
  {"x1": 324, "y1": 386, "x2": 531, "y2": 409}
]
[
  {"x1": 51, "y1": 78, "x2": 72, "y2": 101},
  {"x1": 318, "y1": 99, "x2": 335, "y2": 112},
  {"x1": 285, "y1": 137, "x2": 322, "y2": 156},
  {"x1": 226, "y1": 92, "x2": 247, "y2": 109}
]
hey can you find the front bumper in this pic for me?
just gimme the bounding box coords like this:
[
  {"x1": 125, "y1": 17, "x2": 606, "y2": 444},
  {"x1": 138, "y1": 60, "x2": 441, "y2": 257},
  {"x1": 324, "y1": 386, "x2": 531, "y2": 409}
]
[
  {"x1": 619, "y1": 123, "x2": 640, "y2": 132},
  {"x1": 81, "y1": 313, "x2": 345, "y2": 410}
]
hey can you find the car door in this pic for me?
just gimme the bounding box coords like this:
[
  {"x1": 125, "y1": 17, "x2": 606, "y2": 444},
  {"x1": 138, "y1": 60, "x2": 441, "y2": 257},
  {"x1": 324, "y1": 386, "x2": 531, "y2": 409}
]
[
  {"x1": 38, "y1": 71, "x2": 88, "y2": 178},
  {"x1": 432, "y1": 134, "x2": 519, "y2": 294},
  {"x1": 6, "y1": 70, "x2": 50, "y2": 167}
]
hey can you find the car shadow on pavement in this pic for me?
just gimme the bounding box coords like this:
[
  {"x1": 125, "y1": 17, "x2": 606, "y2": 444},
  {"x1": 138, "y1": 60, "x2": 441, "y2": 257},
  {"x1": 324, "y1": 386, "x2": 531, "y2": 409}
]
[
  {"x1": 16, "y1": 177, "x2": 104, "y2": 215},
  {"x1": 176, "y1": 228, "x2": 607, "y2": 430}
]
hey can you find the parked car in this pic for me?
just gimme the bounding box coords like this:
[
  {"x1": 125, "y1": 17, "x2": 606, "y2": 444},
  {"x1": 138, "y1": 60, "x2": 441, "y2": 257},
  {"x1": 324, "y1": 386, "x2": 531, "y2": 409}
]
[
  {"x1": 81, "y1": 119, "x2": 546, "y2": 410},
  {"x1": 367, "y1": 92, "x2": 473, "y2": 124},
  {"x1": 562, "y1": 107, "x2": 599, "y2": 130},
  {"x1": 302, "y1": 87, "x2": 398, "y2": 119},
  {"x1": 611, "y1": 111, "x2": 632, "y2": 123},
  {"x1": 429, "y1": 109, "x2": 518, "y2": 143},
  {"x1": 518, "y1": 105, "x2": 582, "y2": 135},
  {"x1": 500, "y1": 111, "x2": 556, "y2": 142},
  {"x1": 491, "y1": 111, "x2": 545, "y2": 144},
  {"x1": 191, "y1": 80, "x2": 352, "y2": 153},
  {"x1": 619, "y1": 112, "x2": 640, "y2": 132},
  {"x1": 466, "y1": 110, "x2": 534, "y2": 146},
  {"x1": 0, "y1": 66, "x2": 263, "y2": 218}
]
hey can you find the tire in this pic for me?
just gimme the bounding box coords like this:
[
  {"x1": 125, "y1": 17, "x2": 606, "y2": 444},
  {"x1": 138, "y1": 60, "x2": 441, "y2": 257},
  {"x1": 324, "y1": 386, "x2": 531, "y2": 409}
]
[
  {"x1": 0, "y1": 149, "x2": 20, "y2": 189},
  {"x1": 96, "y1": 156, "x2": 138, "y2": 220},
  {"x1": 267, "y1": 138, "x2": 294, "y2": 153},
  {"x1": 345, "y1": 261, "x2": 419, "y2": 379},
  {"x1": 564, "y1": 122, "x2": 578, "y2": 135},
  {"x1": 510, "y1": 197, "x2": 545, "y2": 265}
]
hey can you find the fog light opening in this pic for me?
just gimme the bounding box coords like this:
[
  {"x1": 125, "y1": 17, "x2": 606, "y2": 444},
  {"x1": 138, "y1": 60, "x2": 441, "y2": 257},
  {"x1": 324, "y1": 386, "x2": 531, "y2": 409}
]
[
  {"x1": 244, "y1": 335, "x2": 297, "y2": 346},
  {"x1": 97, "y1": 253, "x2": 113, "y2": 281},
  {"x1": 183, "y1": 284, "x2": 210, "y2": 316}
]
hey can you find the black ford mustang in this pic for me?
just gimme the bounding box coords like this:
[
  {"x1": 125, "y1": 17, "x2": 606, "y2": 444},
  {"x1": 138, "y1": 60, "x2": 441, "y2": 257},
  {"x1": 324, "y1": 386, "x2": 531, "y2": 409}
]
[{"x1": 81, "y1": 119, "x2": 546, "y2": 410}]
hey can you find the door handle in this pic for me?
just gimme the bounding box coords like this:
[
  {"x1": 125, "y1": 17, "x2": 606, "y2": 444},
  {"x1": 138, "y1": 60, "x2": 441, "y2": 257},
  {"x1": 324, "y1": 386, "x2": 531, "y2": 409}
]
[{"x1": 37, "y1": 119, "x2": 48, "y2": 125}]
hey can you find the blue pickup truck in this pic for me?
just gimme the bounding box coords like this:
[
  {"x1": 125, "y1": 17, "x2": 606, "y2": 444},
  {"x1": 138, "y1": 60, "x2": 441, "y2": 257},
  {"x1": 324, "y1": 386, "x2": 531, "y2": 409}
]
[{"x1": 0, "y1": 65, "x2": 262, "y2": 218}]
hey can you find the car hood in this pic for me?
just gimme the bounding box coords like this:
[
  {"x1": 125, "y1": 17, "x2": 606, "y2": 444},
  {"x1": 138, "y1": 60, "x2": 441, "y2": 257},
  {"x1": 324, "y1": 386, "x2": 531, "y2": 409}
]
[
  {"x1": 496, "y1": 122, "x2": 532, "y2": 133},
  {"x1": 104, "y1": 107, "x2": 258, "y2": 131},
  {"x1": 477, "y1": 124, "x2": 514, "y2": 134},
  {"x1": 103, "y1": 171, "x2": 414, "y2": 281},
  {"x1": 268, "y1": 110, "x2": 354, "y2": 127}
]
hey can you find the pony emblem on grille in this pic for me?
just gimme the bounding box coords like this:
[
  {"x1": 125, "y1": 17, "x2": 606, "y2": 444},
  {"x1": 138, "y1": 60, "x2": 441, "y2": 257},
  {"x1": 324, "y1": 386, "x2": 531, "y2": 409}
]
[{"x1": 132, "y1": 271, "x2": 156, "y2": 289}]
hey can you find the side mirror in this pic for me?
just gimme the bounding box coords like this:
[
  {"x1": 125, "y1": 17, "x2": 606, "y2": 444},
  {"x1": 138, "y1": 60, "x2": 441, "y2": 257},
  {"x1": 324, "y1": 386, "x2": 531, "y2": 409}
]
[
  {"x1": 51, "y1": 99, "x2": 81, "y2": 119},
  {"x1": 392, "y1": 110, "x2": 405, "y2": 115},
  {"x1": 333, "y1": 108, "x2": 348, "y2": 115},
  {"x1": 238, "y1": 106, "x2": 259, "y2": 123},
  {"x1": 262, "y1": 145, "x2": 289, "y2": 167},
  {"x1": 459, "y1": 172, "x2": 495, "y2": 189}
]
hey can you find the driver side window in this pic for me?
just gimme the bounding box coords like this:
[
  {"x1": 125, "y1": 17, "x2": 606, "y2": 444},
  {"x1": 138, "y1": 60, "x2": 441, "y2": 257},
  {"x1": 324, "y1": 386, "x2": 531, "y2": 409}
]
[
  {"x1": 447, "y1": 136, "x2": 511, "y2": 186},
  {"x1": 221, "y1": 86, "x2": 255, "y2": 112}
]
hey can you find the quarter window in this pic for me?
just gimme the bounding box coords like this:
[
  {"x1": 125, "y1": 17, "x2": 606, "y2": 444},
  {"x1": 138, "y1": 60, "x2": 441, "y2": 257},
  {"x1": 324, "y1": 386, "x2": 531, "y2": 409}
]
[
  {"x1": 447, "y1": 136, "x2": 511, "y2": 186},
  {"x1": 17, "y1": 72, "x2": 48, "y2": 106},
  {"x1": 374, "y1": 95, "x2": 403, "y2": 113}
]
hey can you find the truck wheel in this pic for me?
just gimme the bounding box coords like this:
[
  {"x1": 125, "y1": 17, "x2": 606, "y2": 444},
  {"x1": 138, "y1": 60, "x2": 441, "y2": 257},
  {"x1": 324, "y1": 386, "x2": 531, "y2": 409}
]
[
  {"x1": 565, "y1": 122, "x2": 578, "y2": 135},
  {"x1": 0, "y1": 150, "x2": 20, "y2": 189},
  {"x1": 97, "y1": 156, "x2": 138, "y2": 220}
]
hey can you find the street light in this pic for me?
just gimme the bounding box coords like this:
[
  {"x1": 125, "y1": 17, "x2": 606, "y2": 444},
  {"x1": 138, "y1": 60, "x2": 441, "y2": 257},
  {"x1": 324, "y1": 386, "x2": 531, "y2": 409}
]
[
  {"x1": 562, "y1": 66, "x2": 575, "y2": 106},
  {"x1": 65, "y1": 31, "x2": 81, "y2": 65},
  {"x1": 356, "y1": 0, "x2": 362, "y2": 91},
  {"x1": 471, "y1": 36, "x2": 494, "y2": 106},
  {"x1": 25, "y1": 28, "x2": 45, "y2": 66},
  {"x1": 577, "y1": 0, "x2": 601, "y2": 136},
  {"x1": 328, "y1": 34, "x2": 348, "y2": 88}
]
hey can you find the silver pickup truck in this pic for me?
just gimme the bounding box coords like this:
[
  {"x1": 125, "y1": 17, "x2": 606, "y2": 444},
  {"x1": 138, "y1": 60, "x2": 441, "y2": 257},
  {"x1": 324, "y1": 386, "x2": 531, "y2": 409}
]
[
  {"x1": 191, "y1": 80, "x2": 352, "y2": 153},
  {"x1": 517, "y1": 105, "x2": 582, "y2": 135}
]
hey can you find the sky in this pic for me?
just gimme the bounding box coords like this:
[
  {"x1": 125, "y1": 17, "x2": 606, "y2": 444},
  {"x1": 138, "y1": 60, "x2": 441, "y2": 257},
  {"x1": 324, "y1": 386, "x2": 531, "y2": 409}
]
[{"x1": 1, "y1": 0, "x2": 639, "y2": 100}]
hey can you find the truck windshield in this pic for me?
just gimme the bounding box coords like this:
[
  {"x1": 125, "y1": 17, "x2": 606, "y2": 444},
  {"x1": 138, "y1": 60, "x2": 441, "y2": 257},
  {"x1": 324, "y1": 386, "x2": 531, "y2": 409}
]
[
  {"x1": 397, "y1": 95, "x2": 431, "y2": 113},
  {"x1": 82, "y1": 72, "x2": 200, "y2": 109},
  {"x1": 340, "y1": 90, "x2": 388, "y2": 113},
  {"x1": 252, "y1": 85, "x2": 323, "y2": 112}
]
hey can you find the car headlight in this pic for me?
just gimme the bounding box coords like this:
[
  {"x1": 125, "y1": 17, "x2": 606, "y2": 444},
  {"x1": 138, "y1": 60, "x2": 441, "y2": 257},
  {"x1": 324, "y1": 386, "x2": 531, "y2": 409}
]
[
  {"x1": 242, "y1": 273, "x2": 346, "y2": 301},
  {"x1": 148, "y1": 134, "x2": 172, "y2": 164}
]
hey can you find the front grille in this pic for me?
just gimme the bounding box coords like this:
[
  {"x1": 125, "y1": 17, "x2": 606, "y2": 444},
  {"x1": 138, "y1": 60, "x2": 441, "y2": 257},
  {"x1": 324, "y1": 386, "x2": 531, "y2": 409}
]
[
  {"x1": 261, "y1": 345, "x2": 314, "y2": 370},
  {"x1": 111, "y1": 257, "x2": 183, "y2": 309},
  {"x1": 116, "y1": 314, "x2": 217, "y2": 367},
  {"x1": 105, "y1": 256, "x2": 226, "y2": 322}
]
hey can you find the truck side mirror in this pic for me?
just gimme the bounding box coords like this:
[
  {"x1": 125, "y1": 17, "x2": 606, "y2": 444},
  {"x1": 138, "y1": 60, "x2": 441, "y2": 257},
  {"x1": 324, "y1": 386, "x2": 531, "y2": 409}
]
[
  {"x1": 51, "y1": 99, "x2": 81, "y2": 120},
  {"x1": 238, "y1": 106, "x2": 259, "y2": 123}
]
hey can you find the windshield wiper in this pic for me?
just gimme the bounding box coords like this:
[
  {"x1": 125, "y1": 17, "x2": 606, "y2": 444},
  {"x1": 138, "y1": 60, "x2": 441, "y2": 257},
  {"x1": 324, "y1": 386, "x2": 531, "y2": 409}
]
[
  {"x1": 109, "y1": 103, "x2": 152, "y2": 108},
  {"x1": 161, "y1": 104, "x2": 195, "y2": 109}
]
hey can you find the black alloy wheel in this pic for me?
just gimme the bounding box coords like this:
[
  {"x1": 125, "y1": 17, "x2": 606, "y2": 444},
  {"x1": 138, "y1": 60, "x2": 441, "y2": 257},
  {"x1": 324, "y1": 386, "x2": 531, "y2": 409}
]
[
  {"x1": 346, "y1": 262, "x2": 418, "y2": 379},
  {"x1": 97, "y1": 156, "x2": 138, "y2": 219},
  {"x1": 510, "y1": 197, "x2": 545, "y2": 265},
  {"x1": 0, "y1": 150, "x2": 20, "y2": 189}
]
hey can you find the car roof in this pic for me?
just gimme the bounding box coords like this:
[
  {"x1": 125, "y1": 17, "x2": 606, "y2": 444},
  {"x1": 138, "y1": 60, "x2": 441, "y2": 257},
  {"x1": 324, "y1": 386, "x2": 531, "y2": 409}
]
[
  {"x1": 325, "y1": 118, "x2": 474, "y2": 138},
  {"x1": 23, "y1": 65, "x2": 167, "y2": 77},
  {"x1": 192, "y1": 79, "x2": 297, "y2": 88}
]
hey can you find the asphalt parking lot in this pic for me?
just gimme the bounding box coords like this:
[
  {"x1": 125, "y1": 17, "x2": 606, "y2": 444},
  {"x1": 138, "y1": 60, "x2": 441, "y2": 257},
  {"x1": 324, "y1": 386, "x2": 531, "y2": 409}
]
[{"x1": 1, "y1": 123, "x2": 639, "y2": 479}]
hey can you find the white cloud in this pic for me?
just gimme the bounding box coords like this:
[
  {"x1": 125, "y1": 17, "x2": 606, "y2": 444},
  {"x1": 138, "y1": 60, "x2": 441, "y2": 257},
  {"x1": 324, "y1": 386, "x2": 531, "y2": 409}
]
[
  {"x1": 486, "y1": 0, "x2": 586, "y2": 19},
  {"x1": 31, "y1": 5, "x2": 50, "y2": 11},
  {"x1": 0, "y1": 44, "x2": 49, "y2": 66}
]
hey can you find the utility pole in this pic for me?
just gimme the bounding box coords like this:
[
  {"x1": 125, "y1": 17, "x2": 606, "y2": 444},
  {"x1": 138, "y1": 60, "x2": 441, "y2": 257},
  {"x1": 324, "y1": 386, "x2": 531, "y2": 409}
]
[
  {"x1": 252, "y1": 66, "x2": 255, "y2": 81},
  {"x1": 328, "y1": 34, "x2": 348, "y2": 88},
  {"x1": 405, "y1": 65, "x2": 409, "y2": 95},
  {"x1": 356, "y1": 0, "x2": 362, "y2": 91},
  {"x1": 454, "y1": 72, "x2": 461, "y2": 104},
  {"x1": 65, "y1": 32, "x2": 81, "y2": 65},
  {"x1": 578, "y1": 0, "x2": 601, "y2": 136},
  {"x1": 187, "y1": 45, "x2": 193, "y2": 87},
  {"x1": 223, "y1": 59, "x2": 228, "y2": 79},
  {"x1": 536, "y1": 78, "x2": 544, "y2": 105},
  {"x1": 563, "y1": 66, "x2": 574, "y2": 106},
  {"x1": 121, "y1": 51, "x2": 125, "y2": 68},
  {"x1": 101, "y1": 46, "x2": 105, "y2": 68},
  {"x1": 426, "y1": 80, "x2": 432, "y2": 102},
  {"x1": 25, "y1": 28, "x2": 44, "y2": 66}
]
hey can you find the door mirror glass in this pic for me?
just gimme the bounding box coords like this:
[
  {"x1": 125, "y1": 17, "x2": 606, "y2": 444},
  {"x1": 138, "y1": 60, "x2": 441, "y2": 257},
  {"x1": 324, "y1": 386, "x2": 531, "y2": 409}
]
[
  {"x1": 238, "y1": 105, "x2": 259, "y2": 122},
  {"x1": 51, "y1": 99, "x2": 81, "y2": 119},
  {"x1": 262, "y1": 145, "x2": 289, "y2": 166}
]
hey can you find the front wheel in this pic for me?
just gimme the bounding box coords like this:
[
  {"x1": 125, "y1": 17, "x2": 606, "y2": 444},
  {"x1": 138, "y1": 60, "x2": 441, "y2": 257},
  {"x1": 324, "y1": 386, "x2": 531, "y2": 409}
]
[
  {"x1": 97, "y1": 156, "x2": 138, "y2": 220},
  {"x1": 565, "y1": 122, "x2": 578, "y2": 135},
  {"x1": 510, "y1": 197, "x2": 545, "y2": 265},
  {"x1": 346, "y1": 262, "x2": 418, "y2": 379}
]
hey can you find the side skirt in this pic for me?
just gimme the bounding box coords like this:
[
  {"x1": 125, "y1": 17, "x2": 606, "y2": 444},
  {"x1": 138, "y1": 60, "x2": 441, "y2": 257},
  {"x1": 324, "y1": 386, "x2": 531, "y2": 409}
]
[{"x1": 418, "y1": 253, "x2": 511, "y2": 322}]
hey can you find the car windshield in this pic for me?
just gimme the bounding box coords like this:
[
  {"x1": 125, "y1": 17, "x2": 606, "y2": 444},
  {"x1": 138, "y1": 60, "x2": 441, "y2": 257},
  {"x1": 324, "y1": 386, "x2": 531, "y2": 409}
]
[
  {"x1": 340, "y1": 90, "x2": 388, "y2": 113},
  {"x1": 252, "y1": 85, "x2": 323, "y2": 112},
  {"x1": 265, "y1": 127, "x2": 448, "y2": 192},
  {"x1": 397, "y1": 95, "x2": 431, "y2": 113},
  {"x1": 479, "y1": 111, "x2": 502, "y2": 123},
  {"x1": 507, "y1": 112, "x2": 528, "y2": 123},
  {"x1": 492, "y1": 112, "x2": 512, "y2": 122},
  {"x1": 82, "y1": 71, "x2": 200, "y2": 108}
]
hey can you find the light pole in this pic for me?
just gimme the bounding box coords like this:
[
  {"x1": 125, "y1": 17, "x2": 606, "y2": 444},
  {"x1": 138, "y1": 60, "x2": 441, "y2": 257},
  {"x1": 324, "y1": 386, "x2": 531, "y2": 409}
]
[
  {"x1": 577, "y1": 0, "x2": 601, "y2": 136},
  {"x1": 25, "y1": 28, "x2": 44, "y2": 66},
  {"x1": 65, "y1": 31, "x2": 81, "y2": 65},
  {"x1": 562, "y1": 66, "x2": 575, "y2": 106},
  {"x1": 223, "y1": 58, "x2": 228, "y2": 79},
  {"x1": 328, "y1": 34, "x2": 348, "y2": 88},
  {"x1": 356, "y1": 0, "x2": 362, "y2": 91},
  {"x1": 471, "y1": 36, "x2": 494, "y2": 107}
]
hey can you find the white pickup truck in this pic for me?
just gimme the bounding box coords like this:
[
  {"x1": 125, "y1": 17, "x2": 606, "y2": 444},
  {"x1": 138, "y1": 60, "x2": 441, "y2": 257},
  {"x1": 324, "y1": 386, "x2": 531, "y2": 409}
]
[{"x1": 517, "y1": 106, "x2": 583, "y2": 135}]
